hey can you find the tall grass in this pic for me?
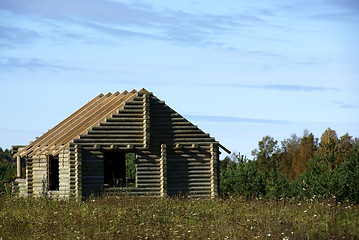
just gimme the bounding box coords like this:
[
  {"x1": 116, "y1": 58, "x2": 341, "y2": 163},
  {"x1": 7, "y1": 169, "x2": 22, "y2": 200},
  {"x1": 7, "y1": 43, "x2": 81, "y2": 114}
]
[{"x1": 1, "y1": 196, "x2": 358, "y2": 239}]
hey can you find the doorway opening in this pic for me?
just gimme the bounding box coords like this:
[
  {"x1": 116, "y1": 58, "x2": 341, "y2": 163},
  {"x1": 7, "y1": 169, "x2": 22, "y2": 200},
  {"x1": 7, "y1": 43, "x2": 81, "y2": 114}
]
[
  {"x1": 104, "y1": 151, "x2": 136, "y2": 188},
  {"x1": 48, "y1": 155, "x2": 59, "y2": 190}
]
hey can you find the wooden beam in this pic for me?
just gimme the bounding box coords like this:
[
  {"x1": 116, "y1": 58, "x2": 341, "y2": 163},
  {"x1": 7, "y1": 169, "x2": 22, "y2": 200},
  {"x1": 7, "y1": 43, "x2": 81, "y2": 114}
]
[
  {"x1": 15, "y1": 93, "x2": 104, "y2": 158},
  {"x1": 31, "y1": 92, "x2": 118, "y2": 157},
  {"x1": 143, "y1": 93, "x2": 150, "y2": 149},
  {"x1": 32, "y1": 90, "x2": 137, "y2": 157},
  {"x1": 17, "y1": 156, "x2": 21, "y2": 178},
  {"x1": 219, "y1": 144, "x2": 231, "y2": 154},
  {"x1": 160, "y1": 144, "x2": 167, "y2": 197}
]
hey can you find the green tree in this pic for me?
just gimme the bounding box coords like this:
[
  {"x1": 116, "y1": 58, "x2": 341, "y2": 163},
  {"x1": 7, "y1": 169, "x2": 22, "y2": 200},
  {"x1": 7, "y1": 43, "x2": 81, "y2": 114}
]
[
  {"x1": 0, "y1": 148, "x2": 16, "y2": 194},
  {"x1": 279, "y1": 134, "x2": 300, "y2": 179},
  {"x1": 317, "y1": 128, "x2": 339, "y2": 170},
  {"x1": 296, "y1": 131, "x2": 317, "y2": 178},
  {"x1": 336, "y1": 133, "x2": 353, "y2": 165},
  {"x1": 331, "y1": 139, "x2": 359, "y2": 202},
  {"x1": 265, "y1": 169, "x2": 289, "y2": 199},
  {"x1": 252, "y1": 136, "x2": 280, "y2": 177},
  {"x1": 220, "y1": 153, "x2": 265, "y2": 198}
]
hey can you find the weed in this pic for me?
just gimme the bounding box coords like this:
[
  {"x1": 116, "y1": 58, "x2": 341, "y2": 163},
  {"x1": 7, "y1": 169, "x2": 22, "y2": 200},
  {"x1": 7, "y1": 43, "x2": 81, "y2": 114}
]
[{"x1": 0, "y1": 196, "x2": 358, "y2": 239}]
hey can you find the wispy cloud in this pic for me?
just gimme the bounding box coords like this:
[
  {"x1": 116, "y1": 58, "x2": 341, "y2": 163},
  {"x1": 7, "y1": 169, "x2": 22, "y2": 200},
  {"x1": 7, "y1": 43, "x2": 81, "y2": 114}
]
[
  {"x1": 0, "y1": 0, "x2": 263, "y2": 48},
  {"x1": 332, "y1": 101, "x2": 359, "y2": 109},
  {"x1": 185, "y1": 114, "x2": 288, "y2": 124},
  {"x1": 205, "y1": 83, "x2": 339, "y2": 92},
  {"x1": 0, "y1": 57, "x2": 80, "y2": 72},
  {"x1": 318, "y1": 0, "x2": 359, "y2": 20},
  {"x1": 78, "y1": 21, "x2": 161, "y2": 40},
  {"x1": 0, "y1": 25, "x2": 41, "y2": 49}
]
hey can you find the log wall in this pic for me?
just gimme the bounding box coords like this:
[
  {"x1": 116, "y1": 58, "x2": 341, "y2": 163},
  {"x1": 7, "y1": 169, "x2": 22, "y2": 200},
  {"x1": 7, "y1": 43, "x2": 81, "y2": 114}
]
[{"x1": 17, "y1": 90, "x2": 221, "y2": 198}]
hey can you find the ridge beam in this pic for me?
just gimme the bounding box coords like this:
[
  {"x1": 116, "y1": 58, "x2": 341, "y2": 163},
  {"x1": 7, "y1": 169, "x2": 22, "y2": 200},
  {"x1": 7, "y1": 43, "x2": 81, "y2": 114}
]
[{"x1": 143, "y1": 93, "x2": 150, "y2": 149}]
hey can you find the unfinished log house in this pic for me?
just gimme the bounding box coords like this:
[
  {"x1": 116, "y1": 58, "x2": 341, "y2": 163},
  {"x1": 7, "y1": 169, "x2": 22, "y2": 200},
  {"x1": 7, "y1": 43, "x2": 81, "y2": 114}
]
[{"x1": 13, "y1": 88, "x2": 230, "y2": 198}]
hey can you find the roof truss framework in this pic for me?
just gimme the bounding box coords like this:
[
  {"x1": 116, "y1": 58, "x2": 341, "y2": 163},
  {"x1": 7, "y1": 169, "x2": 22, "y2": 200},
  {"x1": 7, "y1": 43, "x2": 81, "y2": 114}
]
[{"x1": 16, "y1": 88, "x2": 230, "y2": 158}]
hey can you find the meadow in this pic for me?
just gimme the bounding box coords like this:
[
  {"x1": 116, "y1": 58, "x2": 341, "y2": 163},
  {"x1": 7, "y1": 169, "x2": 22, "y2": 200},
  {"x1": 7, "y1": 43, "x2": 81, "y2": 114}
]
[{"x1": 1, "y1": 195, "x2": 358, "y2": 239}]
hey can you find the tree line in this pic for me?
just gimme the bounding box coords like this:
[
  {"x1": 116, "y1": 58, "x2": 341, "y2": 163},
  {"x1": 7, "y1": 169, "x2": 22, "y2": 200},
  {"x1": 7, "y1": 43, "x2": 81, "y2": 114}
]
[
  {"x1": 0, "y1": 147, "x2": 15, "y2": 194},
  {"x1": 1, "y1": 127, "x2": 358, "y2": 202},
  {"x1": 220, "y1": 128, "x2": 359, "y2": 202}
]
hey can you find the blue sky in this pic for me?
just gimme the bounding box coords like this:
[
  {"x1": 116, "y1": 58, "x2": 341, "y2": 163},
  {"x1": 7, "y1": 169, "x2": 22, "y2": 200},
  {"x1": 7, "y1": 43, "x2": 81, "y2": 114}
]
[{"x1": 0, "y1": 0, "x2": 358, "y2": 157}]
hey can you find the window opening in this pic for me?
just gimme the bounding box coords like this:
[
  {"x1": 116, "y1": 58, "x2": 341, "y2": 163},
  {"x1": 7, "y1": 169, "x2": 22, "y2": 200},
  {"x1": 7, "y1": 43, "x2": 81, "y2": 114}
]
[
  {"x1": 21, "y1": 157, "x2": 26, "y2": 179},
  {"x1": 104, "y1": 151, "x2": 136, "y2": 187},
  {"x1": 48, "y1": 155, "x2": 59, "y2": 190}
]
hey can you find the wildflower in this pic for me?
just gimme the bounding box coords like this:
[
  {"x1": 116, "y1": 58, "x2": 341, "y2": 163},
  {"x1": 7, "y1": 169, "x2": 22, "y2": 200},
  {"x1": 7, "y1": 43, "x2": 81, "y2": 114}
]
[{"x1": 268, "y1": 233, "x2": 271, "y2": 237}]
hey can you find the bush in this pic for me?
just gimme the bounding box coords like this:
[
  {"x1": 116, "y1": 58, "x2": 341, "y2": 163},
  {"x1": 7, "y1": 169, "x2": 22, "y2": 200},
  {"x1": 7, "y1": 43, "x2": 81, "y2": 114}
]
[
  {"x1": 0, "y1": 160, "x2": 16, "y2": 195},
  {"x1": 220, "y1": 156, "x2": 265, "y2": 199},
  {"x1": 0, "y1": 148, "x2": 16, "y2": 195}
]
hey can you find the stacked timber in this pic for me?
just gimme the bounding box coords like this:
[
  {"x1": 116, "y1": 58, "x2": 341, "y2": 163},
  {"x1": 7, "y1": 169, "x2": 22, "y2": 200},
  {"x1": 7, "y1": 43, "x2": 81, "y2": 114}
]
[{"x1": 13, "y1": 89, "x2": 228, "y2": 199}]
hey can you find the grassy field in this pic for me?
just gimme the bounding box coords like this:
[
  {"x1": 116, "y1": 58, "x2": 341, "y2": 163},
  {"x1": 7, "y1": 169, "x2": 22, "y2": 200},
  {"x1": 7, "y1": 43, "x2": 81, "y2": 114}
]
[{"x1": 1, "y1": 196, "x2": 358, "y2": 239}]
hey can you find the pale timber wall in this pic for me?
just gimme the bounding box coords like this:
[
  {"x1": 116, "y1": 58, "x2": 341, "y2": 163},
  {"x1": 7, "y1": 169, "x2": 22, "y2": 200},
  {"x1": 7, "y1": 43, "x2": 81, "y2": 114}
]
[
  {"x1": 73, "y1": 92, "x2": 161, "y2": 196},
  {"x1": 31, "y1": 154, "x2": 47, "y2": 197},
  {"x1": 15, "y1": 178, "x2": 27, "y2": 197},
  {"x1": 149, "y1": 94, "x2": 218, "y2": 197},
  {"x1": 58, "y1": 149, "x2": 71, "y2": 197},
  {"x1": 26, "y1": 158, "x2": 33, "y2": 196},
  {"x1": 24, "y1": 148, "x2": 71, "y2": 198},
  {"x1": 20, "y1": 91, "x2": 220, "y2": 198}
]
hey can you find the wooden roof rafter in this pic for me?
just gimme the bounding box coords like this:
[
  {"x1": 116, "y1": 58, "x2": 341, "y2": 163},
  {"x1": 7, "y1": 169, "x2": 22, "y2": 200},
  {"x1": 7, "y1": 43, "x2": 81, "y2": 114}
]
[
  {"x1": 16, "y1": 88, "x2": 231, "y2": 157},
  {"x1": 49, "y1": 89, "x2": 143, "y2": 156},
  {"x1": 31, "y1": 90, "x2": 136, "y2": 157},
  {"x1": 28, "y1": 91, "x2": 118, "y2": 157},
  {"x1": 15, "y1": 93, "x2": 105, "y2": 158}
]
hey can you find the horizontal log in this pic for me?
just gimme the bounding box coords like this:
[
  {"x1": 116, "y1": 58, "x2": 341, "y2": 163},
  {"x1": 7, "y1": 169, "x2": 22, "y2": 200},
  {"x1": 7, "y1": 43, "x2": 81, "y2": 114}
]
[
  {"x1": 105, "y1": 117, "x2": 143, "y2": 122},
  {"x1": 167, "y1": 186, "x2": 211, "y2": 191},
  {"x1": 87, "y1": 130, "x2": 143, "y2": 135},
  {"x1": 151, "y1": 122, "x2": 193, "y2": 126},
  {"x1": 118, "y1": 109, "x2": 143, "y2": 113},
  {"x1": 74, "y1": 139, "x2": 144, "y2": 143},
  {"x1": 100, "y1": 122, "x2": 143, "y2": 126},
  {"x1": 124, "y1": 101, "x2": 143, "y2": 105},
  {"x1": 150, "y1": 125, "x2": 199, "y2": 130},
  {"x1": 166, "y1": 165, "x2": 210, "y2": 170},
  {"x1": 137, "y1": 174, "x2": 160, "y2": 179},
  {"x1": 136, "y1": 184, "x2": 161, "y2": 188},
  {"x1": 166, "y1": 169, "x2": 211, "y2": 175},
  {"x1": 75, "y1": 143, "x2": 144, "y2": 148},
  {"x1": 136, "y1": 174, "x2": 161, "y2": 179},
  {"x1": 111, "y1": 113, "x2": 144, "y2": 118},
  {"x1": 136, "y1": 163, "x2": 160, "y2": 168},
  {"x1": 167, "y1": 178, "x2": 211, "y2": 183},
  {"x1": 79, "y1": 134, "x2": 144, "y2": 139},
  {"x1": 151, "y1": 138, "x2": 215, "y2": 143},
  {"x1": 166, "y1": 173, "x2": 211, "y2": 178},
  {"x1": 123, "y1": 105, "x2": 143, "y2": 110}
]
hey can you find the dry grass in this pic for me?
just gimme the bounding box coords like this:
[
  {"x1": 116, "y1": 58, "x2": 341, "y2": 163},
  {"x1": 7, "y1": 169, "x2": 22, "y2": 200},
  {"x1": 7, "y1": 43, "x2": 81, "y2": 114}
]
[{"x1": 1, "y1": 196, "x2": 358, "y2": 239}]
